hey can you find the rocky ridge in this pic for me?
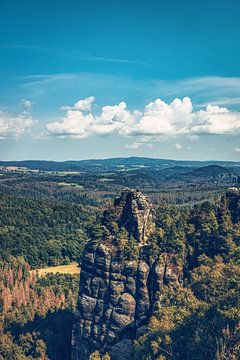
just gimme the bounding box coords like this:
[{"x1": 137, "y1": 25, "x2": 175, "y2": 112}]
[{"x1": 72, "y1": 188, "x2": 180, "y2": 360}]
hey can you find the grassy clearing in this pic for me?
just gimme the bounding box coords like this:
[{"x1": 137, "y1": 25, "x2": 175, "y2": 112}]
[
  {"x1": 58, "y1": 182, "x2": 84, "y2": 189},
  {"x1": 33, "y1": 262, "x2": 80, "y2": 276},
  {"x1": 98, "y1": 178, "x2": 115, "y2": 182}
]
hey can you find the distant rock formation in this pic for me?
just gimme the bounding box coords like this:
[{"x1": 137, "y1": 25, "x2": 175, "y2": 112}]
[
  {"x1": 225, "y1": 187, "x2": 240, "y2": 223},
  {"x1": 71, "y1": 188, "x2": 179, "y2": 360}
]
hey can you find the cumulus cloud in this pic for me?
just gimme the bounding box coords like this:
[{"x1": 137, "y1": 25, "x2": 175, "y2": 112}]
[
  {"x1": 125, "y1": 97, "x2": 193, "y2": 137},
  {"x1": 235, "y1": 147, "x2": 240, "y2": 153},
  {"x1": 0, "y1": 111, "x2": 33, "y2": 139},
  {"x1": 0, "y1": 100, "x2": 34, "y2": 139},
  {"x1": 46, "y1": 96, "x2": 240, "y2": 141},
  {"x1": 61, "y1": 96, "x2": 95, "y2": 111},
  {"x1": 191, "y1": 105, "x2": 240, "y2": 135},
  {"x1": 47, "y1": 100, "x2": 134, "y2": 139},
  {"x1": 46, "y1": 111, "x2": 94, "y2": 139}
]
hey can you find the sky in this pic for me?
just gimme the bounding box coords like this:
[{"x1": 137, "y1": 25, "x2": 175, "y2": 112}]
[{"x1": 0, "y1": 0, "x2": 240, "y2": 161}]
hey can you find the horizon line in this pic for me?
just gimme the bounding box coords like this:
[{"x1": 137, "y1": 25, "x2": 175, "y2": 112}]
[{"x1": 0, "y1": 156, "x2": 239, "y2": 163}]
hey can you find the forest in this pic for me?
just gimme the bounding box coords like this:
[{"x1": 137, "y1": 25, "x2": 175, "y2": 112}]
[
  {"x1": 0, "y1": 194, "x2": 97, "y2": 267},
  {"x1": 0, "y1": 159, "x2": 239, "y2": 359}
]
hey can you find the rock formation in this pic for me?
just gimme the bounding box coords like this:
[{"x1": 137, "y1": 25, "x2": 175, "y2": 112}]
[
  {"x1": 72, "y1": 188, "x2": 179, "y2": 360},
  {"x1": 107, "y1": 188, "x2": 155, "y2": 244},
  {"x1": 225, "y1": 187, "x2": 240, "y2": 223}
]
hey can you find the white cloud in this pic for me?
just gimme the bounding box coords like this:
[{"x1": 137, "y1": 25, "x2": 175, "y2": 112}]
[
  {"x1": 124, "y1": 97, "x2": 193, "y2": 137},
  {"x1": 191, "y1": 105, "x2": 240, "y2": 135},
  {"x1": 0, "y1": 111, "x2": 33, "y2": 139},
  {"x1": 175, "y1": 143, "x2": 182, "y2": 150},
  {"x1": 125, "y1": 141, "x2": 154, "y2": 150},
  {"x1": 235, "y1": 147, "x2": 240, "y2": 153},
  {"x1": 46, "y1": 110, "x2": 94, "y2": 139},
  {"x1": 47, "y1": 100, "x2": 134, "y2": 139},
  {"x1": 61, "y1": 96, "x2": 95, "y2": 111},
  {"x1": 74, "y1": 96, "x2": 95, "y2": 111},
  {"x1": 21, "y1": 99, "x2": 32, "y2": 110},
  {"x1": 92, "y1": 101, "x2": 134, "y2": 136},
  {"x1": 46, "y1": 96, "x2": 240, "y2": 141},
  {"x1": 125, "y1": 142, "x2": 142, "y2": 149}
]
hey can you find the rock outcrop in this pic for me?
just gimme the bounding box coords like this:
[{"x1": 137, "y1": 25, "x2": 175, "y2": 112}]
[
  {"x1": 113, "y1": 188, "x2": 155, "y2": 244},
  {"x1": 225, "y1": 187, "x2": 240, "y2": 223},
  {"x1": 72, "y1": 188, "x2": 179, "y2": 360}
]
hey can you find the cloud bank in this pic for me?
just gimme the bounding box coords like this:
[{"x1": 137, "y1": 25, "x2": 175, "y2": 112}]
[
  {"x1": 2, "y1": 96, "x2": 240, "y2": 143},
  {"x1": 46, "y1": 97, "x2": 240, "y2": 143}
]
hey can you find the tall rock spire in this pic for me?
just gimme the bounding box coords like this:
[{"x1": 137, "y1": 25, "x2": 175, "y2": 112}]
[
  {"x1": 114, "y1": 188, "x2": 155, "y2": 243},
  {"x1": 71, "y1": 189, "x2": 178, "y2": 360}
]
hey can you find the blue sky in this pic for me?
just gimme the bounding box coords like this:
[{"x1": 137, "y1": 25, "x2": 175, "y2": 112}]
[{"x1": 0, "y1": 0, "x2": 240, "y2": 160}]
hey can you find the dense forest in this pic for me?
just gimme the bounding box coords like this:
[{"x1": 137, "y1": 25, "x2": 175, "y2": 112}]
[
  {"x1": 0, "y1": 184, "x2": 239, "y2": 359},
  {"x1": 0, "y1": 159, "x2": 239, "y2": 359},
  {"x1": 132, "y1": 192, "x2": 240, "y2": 360},
  {"x1": 0, "y1": 195, "x2": 98, "y2": 267}
]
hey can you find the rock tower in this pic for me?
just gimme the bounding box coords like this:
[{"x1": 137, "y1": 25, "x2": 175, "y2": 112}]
[{"x1": 72, "y1": 188, "x2": 179, "y2": 360}]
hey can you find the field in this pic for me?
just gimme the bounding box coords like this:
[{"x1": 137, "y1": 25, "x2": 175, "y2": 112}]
[{"x1": 33, "y1": 262, "x2": 81, "y2": 276}]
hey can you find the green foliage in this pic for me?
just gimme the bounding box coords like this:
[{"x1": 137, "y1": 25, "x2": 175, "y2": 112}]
[
  {"x1": 133, "y1": 261, "x2": 240, "y2": 360},
  {"x1": 133, "y1": 195, "x2": 240, "y2": 360},
  {"x1": 185, "y1": 200, "x2": 239, "y2": 270},
  {"x1": 121, "y1": 235, "x2": 140, "y2": 261},
  {"x1": 0, "y1": 194, "x2": 97, "y2": 267},
  {"x1": 1, "y1": 188, "x2": 240, "y2": 360}
]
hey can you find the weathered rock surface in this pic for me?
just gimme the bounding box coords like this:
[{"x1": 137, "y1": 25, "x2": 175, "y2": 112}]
[
  {"x1": 225, "y1": 187, "x2": 240, "y2": 223},
  {"x1": 72, "y1": 188, "x2": 179, "y2": 359},
  {"x1": 113, "y1": 188, "x2": 155, "y2": 244}
]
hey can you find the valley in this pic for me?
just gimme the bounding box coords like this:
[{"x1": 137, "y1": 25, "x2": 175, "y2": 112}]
[{"x1": 0, "y1": 157, "x2": 239, "y2": 360}]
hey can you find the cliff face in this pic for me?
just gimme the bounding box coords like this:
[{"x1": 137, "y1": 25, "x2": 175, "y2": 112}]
[
  {"x1": 109, "y1": 188, "x2": 155, "y2": 244},
  {"x1": 72, "y1": 188, "x2": 179, "y2": 360},
  {"x1": 225, "y1": 187, "x2": 240, "y2": 223}
]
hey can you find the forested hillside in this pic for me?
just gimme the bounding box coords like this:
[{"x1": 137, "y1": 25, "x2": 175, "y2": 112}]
[
  {"x1": 0, "y1": 195, "x2": 98, "y2": 267},
  {"x1": 0, "y1": 186, "x2": 239, "y2": 360},
  {"x1": 72, "y1": 187, "x2": 240, "y2": 360},
  {"x1": 133, "y1": 189, "x2": 240, "y2": 360},
  {"x1": 0, "y1": 158, "x2": 239, "y2": 209}
]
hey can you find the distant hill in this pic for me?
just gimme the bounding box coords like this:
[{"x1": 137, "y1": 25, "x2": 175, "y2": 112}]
[
  {"x1": 190, "y1": 165, "x2": 234, "y2": 177},
  {"x1": 0, "y1": 157, "x2": 239, "y2": 172},
  {"x1": 172, "y1": 164, "x2": 239, "y2": 185}
]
